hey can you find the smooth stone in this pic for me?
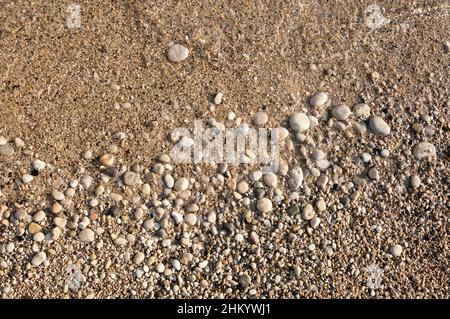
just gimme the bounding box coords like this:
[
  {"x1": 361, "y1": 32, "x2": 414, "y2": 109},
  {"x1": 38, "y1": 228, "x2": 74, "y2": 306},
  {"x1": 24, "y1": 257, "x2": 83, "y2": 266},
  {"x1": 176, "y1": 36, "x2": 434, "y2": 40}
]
[
  {"x1": 353, "y1": 103, "x2": 371, "y2": 119},
  {"x1": 0, "y1": 137, "x2": 6, "y2": 145},
  {"x1": 79, "y1": 228, "x2": 95, "y2": 242},
  {"x1": 164, "y1": 174, "x2": 174, "y2": 188},
  {"x1": 22, "y1": 174, "x2": 34, "y2": 184},
  {"x1": 99, "y1": 153, "x2": 115, "y2": 166},
  {"x1": 51, "y1": 189, "x2": 65, "y2": 201},
  {"x1": 32, "y1": 159, "x2": 46, "y2": 171},
  {"x1": 253, "y1": 112, "x2": 268, "y2": 126},
  {"x1": 413, "y1": 142, "x2": 436, "y2": 161},
  {"x1": 316, "y1": 198, "x2": 326, "y2": 211},
  {"x1": 256, "y1": 198, "x2": 273, "y2": 213},
  {"x1": 310, "y1": 92, "x2": 328, "y2": 107},
  {"x1": 28, "y1": 222, "x2": 41, "y2": 235},
  {"x1": 310, "y1": 216, "x2": 321, "y2": 228},
  {"x1": 289, "y1": 112, "x2": 310, "y2": 131},
  {"x1": 288, "y1": 167, "x2": 303, "y2": 189},
  {"x1": 311, "y1": 149, "x2": 325, "y2": 161},
  {"x1": 31, "y1": 252, "x2": 47, "y2": 266},
  {"x1": 167, "y1": 44, "x2": 189, "y2": 62},
  {"x1": 122, "y1": 171, "x2": 140, "y2": 186},
  {"x1": 184, "y1": 213, "x2": 197, "y2": 226},
  {"x1": 332, "y1": 105, "x2": 351, "y2": 120},
  {"x1": 391, "y1": 244, "x2": 403, "y2": 256},
  {"x1": 0, "y1": 143, "x2": 14, "y2": 156},
  {"x1": 237, "y1": 181, "x2": 249, "y2": 194},
  {"x1": 214, "y1": 92, "x2": 223, "y2": 105},
  {"x1": 410, "y1": 175, "x2": 421, "y2": 188},
  {"x1": 133, "y1": 252, "x2": 145, "y2": 265},
  {"x1": 369, "y1": 116, "x2": 391, "y2": 136},
  {"x1": 302, "y1": 204, "x2": 315, "y2": 220},
  {"x1": 174, "y1": 178, "x2": 189, "y2": 191},
  {"x1": 316, "y1": 159, "x2": 330, "y2": 170},
  {"x1": 263, "y1": 173, "x2": 277, "y2": 188}
]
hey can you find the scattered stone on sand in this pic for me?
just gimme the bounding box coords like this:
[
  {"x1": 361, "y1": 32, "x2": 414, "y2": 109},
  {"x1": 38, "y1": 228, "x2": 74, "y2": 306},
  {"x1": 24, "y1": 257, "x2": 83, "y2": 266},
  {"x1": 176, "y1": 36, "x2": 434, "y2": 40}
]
[
  {"x1": 413, "y1": 142, "x2": 436, "y2": 161},
  {"x1": 369, "y1": 116, "x2": 391, "y2": 136},
  {"x1": 167, "y1": 44, "x2": 189, "y2": 62},
  {"x1": 309, "y1": 92, "x2": 328, "y2": 107},
  {"x1": 79, "y1": 228, "x2": 95, "y2": 242},
  {"x1": 256, "y1": 198, "x2": 273, "y2": 213},
  {"x1": 289, "y1": 112, "x2": 310, "y2": 131}
]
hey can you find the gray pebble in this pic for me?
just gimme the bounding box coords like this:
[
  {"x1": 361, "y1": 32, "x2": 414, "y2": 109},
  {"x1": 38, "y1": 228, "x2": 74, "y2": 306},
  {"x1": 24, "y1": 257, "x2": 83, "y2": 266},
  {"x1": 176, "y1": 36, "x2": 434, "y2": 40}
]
[
  {"x1": 167, "y1": 44, "x2": 189, "y2": 62},
  {"x1": 413, "y1": 142, "x2": 436, "y2": 161},
  {"x1": 369, "y1": 116, "x2": 391, "y2": 136},
  {"x1": 332, "y1": 105, "x2": 351, "y2": 120},
  {"x1": 310, "y1": 92, "x2": 328, "y2": 107}
]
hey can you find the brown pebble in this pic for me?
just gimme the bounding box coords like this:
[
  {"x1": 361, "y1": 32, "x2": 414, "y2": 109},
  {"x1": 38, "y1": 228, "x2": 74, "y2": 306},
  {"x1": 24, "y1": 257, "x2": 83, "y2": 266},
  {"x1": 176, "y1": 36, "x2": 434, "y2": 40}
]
[
  {"x1": 28, "y1": 222, "x2": 42, "y2": 235},
  {"x1": 99, "y1": 153, "x2": 115, "y2": 167},
  {"x1": 51, "y1": 202, "x2": 62, "y2": 214}
]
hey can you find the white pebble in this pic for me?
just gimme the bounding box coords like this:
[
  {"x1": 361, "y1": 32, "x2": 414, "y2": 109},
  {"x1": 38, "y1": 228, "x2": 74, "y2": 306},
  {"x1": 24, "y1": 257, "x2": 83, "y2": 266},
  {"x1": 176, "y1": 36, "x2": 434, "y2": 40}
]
[
  {"x1": 167, "y1": 44, "x2": 189, "y2": 62},
  {"x1": 289, "y1": 112, "x2": 310, "y2": 131}
]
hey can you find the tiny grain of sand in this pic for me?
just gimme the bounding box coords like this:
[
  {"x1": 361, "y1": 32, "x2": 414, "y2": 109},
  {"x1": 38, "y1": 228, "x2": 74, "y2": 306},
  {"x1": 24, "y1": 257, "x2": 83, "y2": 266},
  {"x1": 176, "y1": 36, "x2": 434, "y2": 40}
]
[{"x1": 0, "y1": 1, "x2": 449, "y2": 298}]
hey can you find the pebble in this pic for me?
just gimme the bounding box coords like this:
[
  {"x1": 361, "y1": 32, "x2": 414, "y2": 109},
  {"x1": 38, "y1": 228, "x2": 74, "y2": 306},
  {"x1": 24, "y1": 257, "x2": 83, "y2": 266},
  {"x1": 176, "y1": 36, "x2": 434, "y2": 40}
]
[
  {"x1": 28, "y1": 222, "x2": 41, "y2": 235},
  {"x1": 316, "y1": 159, "x2": 330, "y2": 170},
  {"x1": 288, "y1": 167, "x2": 303, "y2": 189},
  {"x1": 310, "y1": 92, "x2": 328, "y2": 107},
  {"x1": 237, "y1": 181, "x2": 249, "y2": 194},
  {"x1": 0, "y1": 137, "x2": 6, "y2": 145},
  {"x1": 99, "y1": 153, "x2": 115, "y2": 167},
  {"x1": 214, "y1": 92, "x2": 223, "y2": 105},
  {"x1": 253, "y1": 112, "x2": 268, "y2": 126},
  {"x1": 0, "y1": 143, "x2": 14, "y2": 156},
  {"x1": 31, "y1": 252, "x2": 46, "y2": 266},
  {"x1": 21, "y1": 174, "x2": 34, "y2": 184},
  {"x1": 32, "y1": 159, "x2": 46, "y2": 171},
  {"x1": 332, "y1": 105, "x2": 351, "y2": 120},
  {"x1": 316, "y1": 198, "x2": 326, "y2": 211},
  {"x1": 289, "y1": 112, "x2": 310, "y2": 131},
  {"x1": 164, "y1": 174, "x2": 174, "y2": 188},
  {"x1": 51, "y1": 189, "x2": 65, "y2": 201},
  {"x1": 51, "y1": 202, "x2": 62, "y2": 214},
  {"x1": 369, "y1": 116, "x2": 391, "y2": 136},
  {"x1": 33, "y1": 211, "x2": 46, "y2": 222},
  {"x1": 54, "y1": 217, "x2": 67, "y2": 228},
  {"x1": 310, "y1": 216, "x2": 321, "y2": 228},
  {"x1": 156, "y1": 263, "x2": 165, "y2": 273},
  {"x1": 410, "y1": 175, "x2": 421, "y2": 188},
  {"x1": 391, "y1": 244, "x2": 403, "y2": 257},
  {"x1": 256, "y1": 198, "x2": 273, "y2": 213},
  {"x1": 167, "y1": 44, "x2": 189, "y2": 62},
  {"x1": 368, "y1": 167, "x2": 379, "y2": 180},
  {"x1": 79, "y1": 228, "x2": 95, "y2": 242},
  {"x1": 122, "y1": 171, "x2": 140, "y2": 186},
  {"x1": 263, "y1": 173, "x2": 277, "y2": 188},
  {"x1": 33, "y1": 232, "x2": 45, "y2": 242},
  {"x1": 413, "y1": 142, "x2": 436, "y2": 161},
  {"x1": 353, "y1": 103, "x2": 371, "y2": 119},
  {"x1": 174, "y1": 177, "x2": 189, "y2": 191},
  {"x1": 184, "y1": 213, "x2": 197, "y2": 226},
  {"x1": 302, "y1": 204, "x2": 315, "y2": 220},
  {"x1": 133, "y1": 252, "x2": 145, "y2": 265},
  {"x1": 311, "y1": 149, "x2": 325, "y2": 161}
]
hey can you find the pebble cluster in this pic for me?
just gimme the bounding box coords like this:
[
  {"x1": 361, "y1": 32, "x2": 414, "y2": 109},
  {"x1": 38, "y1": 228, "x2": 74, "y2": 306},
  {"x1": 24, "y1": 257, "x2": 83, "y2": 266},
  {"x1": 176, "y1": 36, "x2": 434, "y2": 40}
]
[{"x1": 0, "y1": 82, "x2": 447, "y2": 299}]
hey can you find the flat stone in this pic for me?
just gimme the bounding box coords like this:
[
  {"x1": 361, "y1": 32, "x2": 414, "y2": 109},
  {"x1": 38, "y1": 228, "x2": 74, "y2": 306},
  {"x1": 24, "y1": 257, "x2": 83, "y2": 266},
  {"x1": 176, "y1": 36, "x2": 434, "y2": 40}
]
[
  {"x1": 353, "y1": 103, "x2": 371, "y2": 119},
  {"x1": 391, "y1": 244, "x2": 403, "y2": 256},
  {"x1": 302, "y1": 204, "x2": 315, "y2": 220},
  {"x1": 410, "y1": 175, "x2": 421, "y2": 188},
  {"x1": 32, "y1": 159, "x2": 46, "y2": 171},
  {"x1": 174, "y1": 177, "x2": 189, "y2": 191},
  {"x1": 184, "y1": 213, "x2": 197, "y2": 226},
  {"x1": 167, "y1": 44, "x2": 189, "y2": 62},
  {"x1": 288, "y1": 167, "x2": 303, "y2": 189}
]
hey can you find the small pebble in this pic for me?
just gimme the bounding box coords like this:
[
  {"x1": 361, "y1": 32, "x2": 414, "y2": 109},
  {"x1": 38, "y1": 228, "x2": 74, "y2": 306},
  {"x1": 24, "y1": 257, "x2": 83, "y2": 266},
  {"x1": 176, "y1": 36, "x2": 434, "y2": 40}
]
[
  {"x1": 79, "y1": 228, "x2": 95, "y2": 242},
  {"x1": 167, "y1": 44, "x2": 189, "y2": 62},
  {"x1": 310, "y1": 92, "x2": 328, "y2": 107},
  {"x1": 413, "y1": 142, "x2": 436, "y2": 161},
  {"x1": 256, "y1": 198, "x2": 273, "y2": 213},
  {"x1": 289, "y1": 112, "x2": 310, "y2": 131},
  {"x1": 369, "y1": 116, "x2": 391, "y2": 136}
]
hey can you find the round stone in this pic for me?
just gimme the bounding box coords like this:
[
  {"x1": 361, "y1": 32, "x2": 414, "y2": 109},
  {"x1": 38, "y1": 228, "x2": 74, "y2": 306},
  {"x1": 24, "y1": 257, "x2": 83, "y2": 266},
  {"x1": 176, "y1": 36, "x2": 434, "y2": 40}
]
[
  {"x1": 391, "y1": 244, "x2": 403, "y2": 257},
  {"x1": 32, "y1": 159, "x2": 46, "y2": 171},
  {"x1": 214, "y1": 92, "x2": 223, "y2": 105},
  {"x1": 310, "y1": 92, "x2": 328, "y2": 107},
  {"x1": 263, "y1": 173, "x2": 278, "y2": 188},
  {"x1": 413, "y1": 142, "x2": 436, "y2": 161},
  {"x1": 316, "y1": 198, "x2": 326, "y2": 211},
  {"x1": 122, "y1": 171, "x2": 140, "y2": 186},
  {"x1": 289, "y1": 112, "x2": 310, "y2": 131},
  {"x1": 0, "y1": 143, "x2": 14, "y2": 156},
  {"x1": 369, "y1": 116, "x2": 391, "y2": 136},
  {"x1": 51, "y1": 202, "x2": 62, "y2": 214},
  {"x1": 332, "y1": 105, "x2": 351, "y2": 120},
  {"x1": 51, "y1": 189, "x2": 65, "y2": 201},
  {"x1": 31, "y1": 252, "x2": 47, "y2": 266},
  {"x1": 256, "y1": 198, "x2": 273, "y2": 213},
  {"x1": 253, "y1": 112, "x2": 268, "y2": 126},
  {"x1": 410, "y1": 175, "x2": 421, "y2": 188},
  {"x1": 167, "y1": 44, "x2": 189, "y2": 62},
  {"x1": 28, "y1": 222, "x2": 41, "y2": 235},
  {"x1": 237, "y1": 181, "x2": 249, "y2": 194},
  {"x1": 310, "y1": 216, "x2": 321, "y2": 228},
  {"x1": 184, "y1": 213, "x2": 197, "y2": 226},
  {"x1": 79, "y1": 228, "x2": 95, "y2": 242},
  {"x1": 21, "y1": 174, "x2": 33, "y2": 184},
  {"x1": 288, "y1": 167, "x2": 303, "y2": 189},
  {"x1": 99, "y1": 153, "x2": 115, "y2": 167},
  {"x1": 0, "y1": 137, "x2": 6, "y2": 145},
  {"x1": 311, "y1": 149, "x2": 325, "y2": 161},
  {"x1": 133, "y1": 252, "x2": 145, "y2": 265},
  {"x1": 353, "y1": 103, "x2": 371, "y2": 119},
  {"x1": 174, "y1": 177, "x2": 189, "y2": 191},
  {"x1": 302, "y1": 204, "x2": 315, "y2": 220},
  {"x1": 164, "y1": 174, "x2": 174, "y2": 188}
]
